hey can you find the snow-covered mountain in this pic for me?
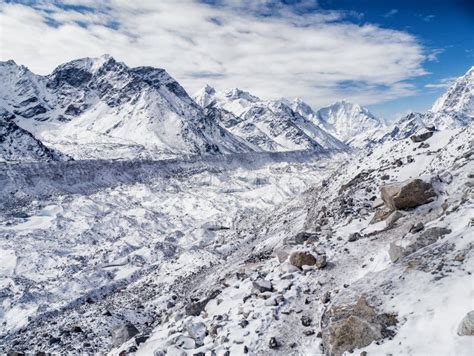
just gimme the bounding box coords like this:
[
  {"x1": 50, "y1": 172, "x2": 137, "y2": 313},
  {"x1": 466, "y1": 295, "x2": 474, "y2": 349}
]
[
  {"x1": 194, "y1": 87, "x2": 347, "y2": 151},
  {"x1": 431, "y1": 66, "x2": 473, "y2": 117},
  {"x1": 293, "y1": 98, "x2": 385, "y2": 148},
  {"x1": 0, "y1": 108, "x2": 66, "y2": 162},
  {"x1": 0, "y1": 56, "x2": 255, "y2": 160},
  {"x1": 384, "y1": 67, "x2": 473, "y2": 141}
]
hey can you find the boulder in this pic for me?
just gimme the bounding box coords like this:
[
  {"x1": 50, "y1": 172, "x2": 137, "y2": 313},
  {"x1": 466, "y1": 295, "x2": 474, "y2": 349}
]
[
  {"x1": 321, "y1": 296, "x2": 397, "y2": 356},
  {"x1": 253, "y1": 279, "x2": 273, "y2": 293},
  {"x1": 111, "y1": 322, "x2": 139, "y2": 347},
  {"x1": 315, "y1": 253, "x2": 327, "y2": 269},
  {"x1": 273, "y1": 246, "x2": 291, "y2": 263},
  {"x1": 409, "y1": 222, "x2": 424, "y2": 233},
  {"x1": 410, "y1": 131, "x2": 433, "y2": 142},
  {"x1": 388, "y1": 243, "x2": 406, "y2": 263},
  {"x1": 348, "y1": 233, "x2": 360, "y2": 242},
  {"x1": 289, "y1": 251, "x2": 317, "y2": 269},
  {"x1": 380, "y1": 179, "x2": 436, "y2": 211},
  {"x1": 457, "y1": 311, "x2": 474, "y2": 336},
  {"x1": 385, "y1": 210, "x2": 404, "y2": 228},
  {"x1": 186, "y1": 321, "x2": 207, "y2": 344}
]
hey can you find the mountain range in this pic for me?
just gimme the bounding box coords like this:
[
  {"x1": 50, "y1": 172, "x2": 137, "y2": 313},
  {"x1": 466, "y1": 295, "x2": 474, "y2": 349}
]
[{"x1": 1, "y1": 54, "x2": 440, "y2": 162}]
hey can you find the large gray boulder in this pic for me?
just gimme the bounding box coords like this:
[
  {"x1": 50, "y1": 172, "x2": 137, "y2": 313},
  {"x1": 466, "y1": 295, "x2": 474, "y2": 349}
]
[
  {"x1": 111, "y1": 322, "x2": 139, "y2": 347},
  {"x1": 457, "y1": 311, "x2": 474, "y2": 336},
  {"x1": 380, "y1": 179, "x2": 436, "y2": 210}
]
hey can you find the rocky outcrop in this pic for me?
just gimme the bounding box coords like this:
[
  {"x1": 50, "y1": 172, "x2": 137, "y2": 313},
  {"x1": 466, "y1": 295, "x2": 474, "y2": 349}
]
[
  {"x1": 321, "y1": 296, "x2": 397, "y2": 356},
  {"x1": 410, "y1": 131, "x2": 433, "y2": 142},
  {"x1": 389, "y1": 226, "x2": 452, "y2": 262},
  {"x1": 380, "y1": 179, "x2": 436, "y2": 210}
]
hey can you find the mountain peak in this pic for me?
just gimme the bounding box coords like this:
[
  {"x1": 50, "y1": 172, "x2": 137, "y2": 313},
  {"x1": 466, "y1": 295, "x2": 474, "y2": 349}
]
[
  {"x1": 431, "y1": 65, "x2": 474, "y2": 116},
  {"x1": 224, "y1": 88, "x2": 259, "y2": 102}
]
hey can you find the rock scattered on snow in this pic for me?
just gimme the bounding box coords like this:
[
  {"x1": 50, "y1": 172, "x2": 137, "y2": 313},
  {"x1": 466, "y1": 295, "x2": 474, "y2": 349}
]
[{"x1": 380, "y1": 179, "x2": 437, "y2": 210}]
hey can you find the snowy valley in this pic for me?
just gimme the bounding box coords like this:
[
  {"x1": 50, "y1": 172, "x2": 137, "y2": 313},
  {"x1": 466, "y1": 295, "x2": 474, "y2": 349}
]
[{"x1": 0, "y1": 57, "x2": 473, "y2": 356}]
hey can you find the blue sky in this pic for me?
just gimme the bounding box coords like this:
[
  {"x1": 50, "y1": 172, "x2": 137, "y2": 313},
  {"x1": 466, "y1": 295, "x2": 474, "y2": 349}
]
[
  {"x1": 315, "y1": 0, "x2": 474, "y2": 118},
  {"x1": 0, "y1": 0, "x2": 472, "y2": 120}
]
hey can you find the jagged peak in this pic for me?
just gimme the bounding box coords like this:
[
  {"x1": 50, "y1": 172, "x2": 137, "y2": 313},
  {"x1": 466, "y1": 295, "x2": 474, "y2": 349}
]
[{"x1": 224, "y1": 88, "x2": 260, "y2": 102}]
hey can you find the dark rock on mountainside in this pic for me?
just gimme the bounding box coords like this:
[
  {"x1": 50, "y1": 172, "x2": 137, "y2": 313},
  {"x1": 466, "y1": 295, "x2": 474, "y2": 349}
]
[
  {"x1": 410, "y1": 131, "x2": 434, "y2": 142},
  {"x1": 380, "y1": 179, "x2": 436, "y2": 210}
]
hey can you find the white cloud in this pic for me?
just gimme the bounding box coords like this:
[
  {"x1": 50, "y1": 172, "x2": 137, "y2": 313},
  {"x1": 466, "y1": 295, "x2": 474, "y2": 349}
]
[
  {"x1": 383, "y1": 9, "x2": 399, "y2": 18},
  {"x1": 425, "y1": 77, "x2": 456, "y2": 89},
  {"x1": 0, "y1": 0, "x2": 430, "y2": 108}
]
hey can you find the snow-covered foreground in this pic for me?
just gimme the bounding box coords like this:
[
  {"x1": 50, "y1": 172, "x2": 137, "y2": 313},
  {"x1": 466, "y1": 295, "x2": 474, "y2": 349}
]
[{"x1": 0, "y1": 151, "x2": 343, "y2": 345}]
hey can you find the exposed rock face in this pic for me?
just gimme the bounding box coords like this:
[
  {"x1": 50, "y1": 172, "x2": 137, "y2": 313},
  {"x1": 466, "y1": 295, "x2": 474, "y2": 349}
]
[
  {"x1": 321, "y1": 296, "x2": 397, "y2": 356},
  {"x1": 111, "y1": 322, "x2": 139, "y2": 347},
  {"x1": 410, "y1": 131, "x2": 433, "y2": 142},
  {"x1": 380, "y1": 179, "x2": 437, "y2": 210},
  {"x1": 457, "y1": 311, "x2": 474, "y2": 336}
]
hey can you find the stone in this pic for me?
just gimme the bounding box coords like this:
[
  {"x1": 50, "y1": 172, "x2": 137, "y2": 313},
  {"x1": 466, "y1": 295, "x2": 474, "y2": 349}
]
[
  {"x1": 289, "y1": 251, "x2": 317, "y2": 269},
  {"x1": 370, "y1": 209, "x2": 392, "y2": 224},
  {"x1": 283, "y1": 232, "x2": 319, "y2": 246},
  {"x1": 419, "y1": 227, "x2": 451, "y2": 240},
  {"x1": 385, "y1": 210, "x2": 404, "y2": 228},
  {"x1": 294, "y1": 232, "x2": 319, "y2": 244},
  {"x1": 186, "y1": 322, "x2": 207, "y2": 344},
  {"x1": 388, "y1": 243, "x2": 406, "y2": 263},
  {"x1": 315, "y1": 253, "x2": 327, "y2": 269},
  {"x1": 409, "y1": 222, "x2": 424, "y2": 233},
  {"x1": 348, "y1": 233, "x2": 360, "y2": 242},
  {"x1": 438, "y1": 171, "x2": 453, "y2": 184},
  {"x1": 253, "y1": 279, "x2": 273, "y2": 293},
  {"x1": 273, "y1": 246, "x2": 291, "y2": 263},
  {"x1": 185, "y1": 290, "x2": 221, "y2": 316},
  {"x1": 380, "y1": 174, "x2": 390, "y2": 181},
  {"x1": 321, "y1": 291, "x2": 331, "y2": 304},
  {"x1": 321, "y1": 296, "x2": 397, "y2": 356},
  {"x1": 268, "y1": 337, "x2": 279, "y2": 349},
  {"x1": 380, "y1": 179, "x2": 436, "y2": 211},
  {"x1": 111, "y1": 322, "x2": 139, "y2": 347},
  {"x1": 457, "y1": 311, "x2": 474, "y2": 336},
  {"x1": 301, "y1": 315, "x2": 312, "y2": 327},
  {"x1": 410, "y1": 131, "x2": 433, "y2": 142}
]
